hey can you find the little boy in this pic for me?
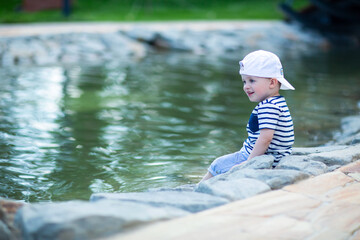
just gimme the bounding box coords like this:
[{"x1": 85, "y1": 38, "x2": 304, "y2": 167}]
[{"x1": 201, "y1": 50, "x2": 295, "y2": 181}]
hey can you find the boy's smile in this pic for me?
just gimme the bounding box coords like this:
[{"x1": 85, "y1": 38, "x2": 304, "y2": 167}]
[{"x1": 242, "y1": 75, "x2": 280, "y2": 102}]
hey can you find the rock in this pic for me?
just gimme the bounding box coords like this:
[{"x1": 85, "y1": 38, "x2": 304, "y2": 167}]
[
  {"x1": 229, "y1": 155, "x2": 275, "y2": 173},
  {"x1": 195, "y1": 178, "x2": 270, "y2": 201},
  {"x1": 276, "y1": 155, "x2": 328, "y2": 176},
  {"x1": 147, "y1": 184, "x2": 197, "y2": 192},
  {"x1": 101, "y1": 32, "x2": 147, "y2": 59},
  {"x1": 201, "y1": 32, "x2": 242, "y2": 53},
  {"x1": 292, "y1": 146, "x2": 348, "y2": 155},
  {"x1": 328, "y1": 165, "x2": 342, "y2": 172},
  {"x1": 127, "y1": 40, "x2": 148, "y2": 59},
  {"x1": 0, "y1": 199, "x2": 24, "y2": 240},
  {"x1": 1, "y1": 52, "x2": 15, "y2": 67},
  {"x1": 125, "y1": 28, "x2": 158, "y2": 42},
  {"x1": 79, "y1": 36, "x2": 106, "y2": 54},
  {"x1": 308, "y1": 144, "x2": 360, "y2": 166},
  {"x1": 150, "y1": 32, "x2": 193, "y2": 51},
  {"x1": 332, "y1": 115, "x2": 360, "y2": 145},
  {"x1": 217, "y1": 168, "x2": 310, "y2": 190},
  {"x1": 8, "y1": 38, "x2": 33, "y2": 59},
  {"x1": 350, "y1": 133, "x2": 360, "y2": 145},
  {"x1": 29, "y1": 38, "x2": 54, "y2": 65},
  {"x1": 0, "y1": 221, "x2": 12, "y2": 240},
  {"x1": 339, "y1": 115, "x2": 360, "y2": 138},
  {"x1": 15, "y1": 200, "x2": 189, "y2": 240},
  {"x1": 90, "y1": 191, "x2": 228, "y2": 213}
]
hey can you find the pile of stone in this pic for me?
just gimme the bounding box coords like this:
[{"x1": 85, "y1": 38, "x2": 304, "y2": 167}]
[
  {"x1": 0, "y1": 21, "x2": 326, "y2": 67},
  {"x1": 1, "y1": 137, "x2": 359, "y2": 239},
  {"x1": 0, "y1": 32, "x2": 147, "y2": 67}
]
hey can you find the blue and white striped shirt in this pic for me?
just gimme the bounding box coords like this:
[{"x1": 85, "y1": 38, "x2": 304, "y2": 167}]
[{"x1": 243, "y1": 96, "x2": 294, "y2": 165}]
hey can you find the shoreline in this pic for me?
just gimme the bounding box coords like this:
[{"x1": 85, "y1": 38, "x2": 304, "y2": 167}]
[
  {"x1": 0, "y1": 20, "x2": 282, "y2": 37},
  {"x1": 0, "y1": 20, "x2": 327, "y2": 67}
]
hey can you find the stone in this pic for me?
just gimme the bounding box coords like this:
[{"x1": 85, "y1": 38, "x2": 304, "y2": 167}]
[
  {"x1": 326, "y1": 181, "x2": 360, "y2": 204},
  {"x1": 308, "y1": 144, "x2": 360, "y2": 166},
  {"x1": 292, "y1": 145, "x2": 347, "y2": 155},
  {"x1": 8, "y1": 38, "x2": 34, "y2": 58},
  {"x1": 15, "y1": 200, "x2": 189, "y2": 240},
  {"x1": 220, "y1": 168, "x2": 310, "y2": 190},
  {"x1": 1, "y1": 52, "x2": 15, "y2": 67},
  {"x1": 220, "y1": 190, "x2": 322, "y2": 220},
  {"x1": 201, "y1": 33, "x2": 242, "y2": 53},
  {"x1": 0, "y1": 199, "x2": 24, "y2": 240},
  {"x1": 337, "y1": 160, "x2": 360, "y2": 174},
  {"x1": 229, "y1": 155, "x2": 275, "y2": 173},
  {"x1": 80, "y1": 37, "x2": 106, "y2": 54},
  {"x1": 195, "y1": 178, "x2": 270, "y2": 201},
  {"x1": 127, "y1": 40, "x2": 147, "y2": 59},
  {"x1": 306, "y1": 229, "x2": 351, "y2": 240},
  {"x1": 350, "y1": 132, "x2": 360, "y2": 144},
  {"x1": 348, "y1": 173, "x2": 360, "y2": 181},
  {"x1": 339, "y1": 115, "x2": 360, "y2": 138},
  {"x1": 0, "y1": 221, "x2": 12, "y2": 240},
  {"x1": 90, "y1": 191, "x2": 229, "y2": 213},
  {"x1": 350, "y1": 230, "x2": 360, "y2": 240},
  {"x1": 284, "y1": 171, "x2": 354, "y2": 201},
  {"x1": 309, "y1": 201, "x2": 360, "y2": 234},
  {"x1": 147, "y1": 184, "x2": 197, "y2": 192},
  {"x1": 101, "y1": 33, "x2": 146, "y2": 59},
  {"x1": 108, "y1": 190, "x2": 322, "y2": 240},
  {"x1": 276, "y1": 155, "x2": 328, "y2": 176},
  {"x1": 125, "y1": 28, "x2": 157, "y2": 42},
  {"x1": 150, "y1": 32, "x2": 193, "y2": 51},
  {"x1": 327, "y1": 165, "x2": 341, "y2": 172}
]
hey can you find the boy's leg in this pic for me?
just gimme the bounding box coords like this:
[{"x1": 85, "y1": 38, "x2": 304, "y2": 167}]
[
  {"x1": 200, "y1": 148, "x2": 249, "y2": 182},
  {"x1": 200, "y1": 171, "x2": 213, "y2": 182}
]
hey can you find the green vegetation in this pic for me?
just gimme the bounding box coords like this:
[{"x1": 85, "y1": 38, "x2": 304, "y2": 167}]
[{"x1": 0, "y1": 0, "x2": 309, "y2": 23}]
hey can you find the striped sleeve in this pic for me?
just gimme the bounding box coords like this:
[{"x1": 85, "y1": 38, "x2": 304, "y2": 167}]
[{"x1": 257, "y1": 102, "x2": 280, "y2": 130}]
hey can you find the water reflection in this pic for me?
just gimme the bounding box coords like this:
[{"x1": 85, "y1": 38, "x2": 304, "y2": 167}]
[{"x1": 0, "y1": 49, "x2": 359, "y2": 202}]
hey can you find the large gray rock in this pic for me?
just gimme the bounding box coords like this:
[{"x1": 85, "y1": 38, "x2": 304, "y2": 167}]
[
  {"x1": 15, "y1": 200, "x2": 189, "y2": 240},
  {"x1": 308, "y1": 144, "x2": 360, "y2": 166},
  {"x1": 228, "y1": 155, "x2": 275, "y2": 173},
  {"x1": 125, "y1": 28, "x2": 158, "y2": 42},
  {"x1": 0, "y1": 221, "x2": 12, "y2": 240},
  {"x1": 195, "y1": 178, "x2": 270, "y2": 201},
  {"x1": 338, "y1": 115, "x2": 360, "y2": 139},
  {"x1": 276, "y1": 155, "x2": 328, "y2": 176},
  {"x1": 333, "y1": 115, "x2": 360, "y2": 145},
  {"x1": 90, "y1": 191, "x2": 229, "y2": 213},
  {"x1": 0, "y1": 199, "x2": 24, "y2": 240},
  {"x1": 216, "y1": 168, "x2": 310, "y2": 190},
  {"x1": 292, "y1": 146, "x2": 348, "y2": 155},
  {"x1": 147, "y1": 184, "x2": 197, "y2": 192}
]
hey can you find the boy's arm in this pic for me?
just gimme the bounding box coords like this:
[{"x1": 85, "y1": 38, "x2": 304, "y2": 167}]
[
  {"x1": 247, "y1": 128, "x2": 275, "y2": 160},
  {"x1": 230, "y1": 128, "x2": 274, "y2": 171}
]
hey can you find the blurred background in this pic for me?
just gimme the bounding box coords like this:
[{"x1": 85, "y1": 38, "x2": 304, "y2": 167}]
[{"x1": 0, "y1": 0, "x2": 308, "y2": 22}]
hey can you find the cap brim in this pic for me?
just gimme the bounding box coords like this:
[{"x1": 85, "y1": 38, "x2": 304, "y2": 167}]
[{"x1": 279, "y1": 77, "x2": 295, "y2": 90}]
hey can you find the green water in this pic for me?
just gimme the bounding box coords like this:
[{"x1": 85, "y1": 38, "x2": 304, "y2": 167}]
[{"x1": 0, "y1": 49, "x2": 359, "y2": 202}]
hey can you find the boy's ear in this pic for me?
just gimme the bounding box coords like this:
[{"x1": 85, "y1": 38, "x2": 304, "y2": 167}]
[{"x1": 270, "y1": 78, "x2": 280, "y2": 89}]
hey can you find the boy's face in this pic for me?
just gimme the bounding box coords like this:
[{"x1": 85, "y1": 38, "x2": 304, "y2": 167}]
[{"x1": 242, "y1": 75, "x2": 279, "y2": 102}]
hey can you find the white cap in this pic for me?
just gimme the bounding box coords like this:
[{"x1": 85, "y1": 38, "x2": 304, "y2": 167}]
[{"x1": 239, "y1": 50, "x2": 295, "y2": 90}]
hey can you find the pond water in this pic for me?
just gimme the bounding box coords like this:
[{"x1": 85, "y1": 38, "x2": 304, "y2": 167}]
[{"x1": 0, "y1": 48, "x2": 359, "y2": 202}]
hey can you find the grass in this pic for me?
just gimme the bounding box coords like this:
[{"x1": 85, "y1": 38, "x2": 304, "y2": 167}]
[{"x1": 0, "y1": 0, "x2": 309, "y2": 23}]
